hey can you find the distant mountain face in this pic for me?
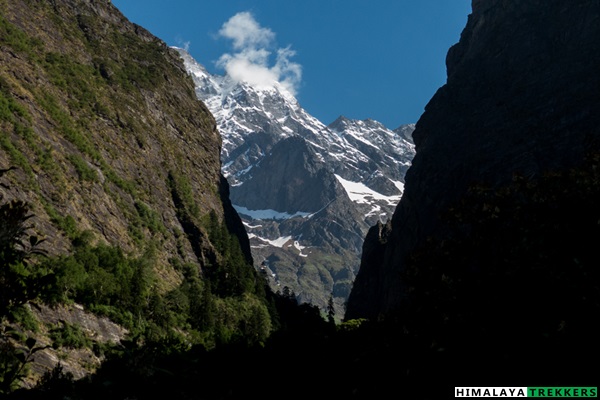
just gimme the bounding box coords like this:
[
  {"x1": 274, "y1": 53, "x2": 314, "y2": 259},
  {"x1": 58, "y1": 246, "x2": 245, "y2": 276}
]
[{"x1": 176, "y1": 49, "x2": 415, "y2": 311}]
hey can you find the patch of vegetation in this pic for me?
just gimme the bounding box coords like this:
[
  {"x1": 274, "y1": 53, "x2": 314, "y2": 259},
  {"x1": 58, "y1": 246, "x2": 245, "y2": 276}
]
[
  {"x1": 128, "y1": 201, "x2": 167, "y2": 245},
  {"x1": 42, "y1": 202, "x2": 80, "y2": 242},
  {"x1": 133, "y1": 201, "x2": 166, "y2": 236},
  {"x1": 107, "y1": 33, "x2": 168, "y2": 91},
  {"x1": 43, "y1": 244, "x2": 154, "y2": 329},
  {"x1": 42, "y1": 52, "x2": 101, "y2": 114},
  {"x1": 37, "y1": 145, "x2": 59, "y2": 176},
  {"x1": 169, "y1": 174, "x2": 199, "y2": 218},
  {"x1": 0, "y1": 80, "x2": 30, "y2": 125},
  {"x1": 49, "y1": 322, "x2": 91, "y2": 350},
  {"x1": 8, "y1": 306, "x2": 38, "y2": 334},
  {"x1": 203, "y1": 210, "x2": 257, "y2": 298},
  {"x1": 339, "y1": 318, "x2": 368, "y2": 332},
  {"x1": 0, "y1": 13, "x2": 42, "y2": 58},
  {"x1": 67, "y1": 154, "x2": 98, "y2": 183},
  {"x1": 36, "y1": 91, "x2": 100, "y2": 161},
  {"x1": 0, "y1": 78, "x2": 34, "y2": 180},
  {"x1": 0, "y1": 134, "x2": 32, "y2": 177}
]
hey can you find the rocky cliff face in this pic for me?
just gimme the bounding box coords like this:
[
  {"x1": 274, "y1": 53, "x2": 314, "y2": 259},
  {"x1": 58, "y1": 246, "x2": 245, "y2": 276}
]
[
  {"x1": 1, "y1": 0, "x2": 262, "y2": 382},
  {"x1": 346, "y1": 0, "x2": 600, "y2": 319},
  {"x1": 1, "y1": 0, "x2": 246, "y2": 285}
]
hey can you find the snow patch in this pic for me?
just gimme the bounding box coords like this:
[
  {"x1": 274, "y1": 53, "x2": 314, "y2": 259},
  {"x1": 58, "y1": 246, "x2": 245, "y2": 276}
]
[
  {"x1": 233, "y1": 205, "x2": 311, "y2": 220},
  {"x1": 249, "y1": 234, "x2": 292, "y2": 248},
  {"x1": 291, "y1": 240, "x2": 310, "y2": 256},
  {"x1": 334, "y1": 175, "x2": 402, "y2": 206},
  {"x1": 391, "y1": 180, "x2": 405, "y2": 193},
  {"x1": 264, "y1": 235, "x2": 292, "y2": 248},
  {"x1": 248, "y1": 233, "x2": 310, "y2": 257}
]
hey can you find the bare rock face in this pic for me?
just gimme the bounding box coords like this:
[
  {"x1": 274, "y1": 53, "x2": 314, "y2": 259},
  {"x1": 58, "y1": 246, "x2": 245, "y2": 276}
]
[
  {"x1": 25, "y1": 303, "x2": 128, "y2": 385},
  {"x1": 230, "y1": 136, "x2": 339, "y2": 214},
  {"x1": 33, "y1": 303, "x2": 127, "y2": 345},
  {"x1": 347, "y1": 0, "x2": 600, "y2": 320},
  {"x1": 0, "y1": 0, "x2": 249, "y2": 286}
]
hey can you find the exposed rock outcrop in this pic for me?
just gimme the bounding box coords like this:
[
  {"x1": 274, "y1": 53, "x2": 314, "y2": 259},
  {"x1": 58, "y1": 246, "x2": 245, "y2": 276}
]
[
  {"x1": 0, "y1": 0, "x2": 248, "y2": 289},
  {"x1": 26, "y1": 303, "x2": 127, "y2": 385}
]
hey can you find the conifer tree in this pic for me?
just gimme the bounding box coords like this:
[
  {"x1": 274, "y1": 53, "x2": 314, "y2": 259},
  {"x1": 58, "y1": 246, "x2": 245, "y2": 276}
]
[{"x1": 327, "y1": 294, "x2": 335, "y2": 325}]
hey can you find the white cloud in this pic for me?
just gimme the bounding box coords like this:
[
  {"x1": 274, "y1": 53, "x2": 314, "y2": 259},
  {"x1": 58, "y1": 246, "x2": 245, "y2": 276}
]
[
  {"x1": 217, "y1": 12, "x2": 302, "y2": 95},
  {"x1": 175, "y1": 36, "x2": 192, "y2": 52},
  {"x1": 218, "y1": 11, "x2": 274, "y2": 50}
]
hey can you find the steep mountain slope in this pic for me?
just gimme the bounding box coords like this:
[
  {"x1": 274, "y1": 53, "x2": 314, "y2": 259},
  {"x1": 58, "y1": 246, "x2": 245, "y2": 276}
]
[
  {"x1": 347, "y1": 0, "x2": 600, "y2": 322},
  {"x1": 176, "y1": 49, "x2": 415, "y2": 312},
  {"x1": 340, "y1": 1, "x2": 600, "y2": 390},
  {"x1": 1, "y1": 0, "x2": 270, "y2": 383}
]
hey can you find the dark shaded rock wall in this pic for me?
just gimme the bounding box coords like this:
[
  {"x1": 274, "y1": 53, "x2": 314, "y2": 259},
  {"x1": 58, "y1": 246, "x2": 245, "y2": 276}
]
[
  {"x1": 347, "y1": 0, "x2": 600, "y2": 319},
  {"x1": 230, "y1": 136, "x2": 340, "y2": 213}
]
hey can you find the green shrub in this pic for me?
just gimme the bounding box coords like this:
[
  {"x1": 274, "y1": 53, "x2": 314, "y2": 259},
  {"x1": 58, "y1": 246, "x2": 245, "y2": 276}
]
[
  {"x1": 0, "y1": 197, "x2": 50, "y2": 317},
  {"x1": 67, "y1": 154, "x2": 98, "y2": 182},
  {"x1": 44, "y1": 205, "x2": 79, "y2": 241},
  {"x1": 8, "y1": 306, "x2": 39, "y2": 333},
  {"x1": 37, "y1": 91, "x2": 100, "y2": 160},
  {"x1": 339, "y1": 318, "x2": 368, "y2": 332},
  {"x1": 0, "y1": 13, "x2": 40, "y2": 57},
  {"x1": 43, "y1": 243, "x2": 156, "y2": 332},
  {"x1": 0, "y1": 134, "x2": 31, "y2": 176},
  {"x1": 134, "y1": 201, "x2": 166, "y2": 235},
  {"x1": 49, "y1": 322, "x2": 91, "y2": 349}
]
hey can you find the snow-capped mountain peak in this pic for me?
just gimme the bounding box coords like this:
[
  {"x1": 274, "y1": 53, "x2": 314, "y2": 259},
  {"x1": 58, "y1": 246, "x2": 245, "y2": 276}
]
[{"x1": 175, "y1": 47, "x2": 416, "y2": 312}]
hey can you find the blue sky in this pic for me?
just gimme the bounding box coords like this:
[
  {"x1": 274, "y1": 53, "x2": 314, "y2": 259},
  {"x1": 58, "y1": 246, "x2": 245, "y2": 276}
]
[{"x1": 111, "y1": 0, "x2": 471, "y2": 129}]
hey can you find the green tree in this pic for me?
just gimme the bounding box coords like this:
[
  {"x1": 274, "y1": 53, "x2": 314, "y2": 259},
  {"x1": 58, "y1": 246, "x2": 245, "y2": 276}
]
[
  {"x1": 327, "y1": 294, "x2": 336, "y2": 325},
  {"x1": 0, "y1": 333, "x2": 49, "y2": 394},
  {"x1": 0, "y1": 168, "x2": 48, "y2": 317},
  {"x1": 0, "y1": 168, "x2": 50, "y2": 394}
]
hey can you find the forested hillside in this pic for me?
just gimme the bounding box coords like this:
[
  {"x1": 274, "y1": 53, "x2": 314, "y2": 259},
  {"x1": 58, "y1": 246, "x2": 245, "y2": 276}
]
[{"x1": 1, "y1": 0, "x2": 274, "y2": 391}]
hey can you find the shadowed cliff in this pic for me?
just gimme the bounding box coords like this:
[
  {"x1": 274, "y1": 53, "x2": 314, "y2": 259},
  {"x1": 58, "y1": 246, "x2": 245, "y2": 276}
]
[
  {"x1": 343, "y1": 2, "x2": 600, "y2": 390},
  {"x1": 347, "y1": 0, "x2": 600, "y2": 320}
]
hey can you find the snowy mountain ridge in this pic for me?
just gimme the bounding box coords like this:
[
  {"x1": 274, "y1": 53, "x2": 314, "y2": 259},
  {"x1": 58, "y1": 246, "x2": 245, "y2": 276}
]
[{"x1": 175, "y1": 47, "x2": 416, "y2": 311}]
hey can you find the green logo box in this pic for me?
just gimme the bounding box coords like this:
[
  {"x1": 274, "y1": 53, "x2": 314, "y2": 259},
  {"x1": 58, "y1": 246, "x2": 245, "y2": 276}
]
[{"x1": 528, "y1": 388, "x2": 598, "y2": 398}]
